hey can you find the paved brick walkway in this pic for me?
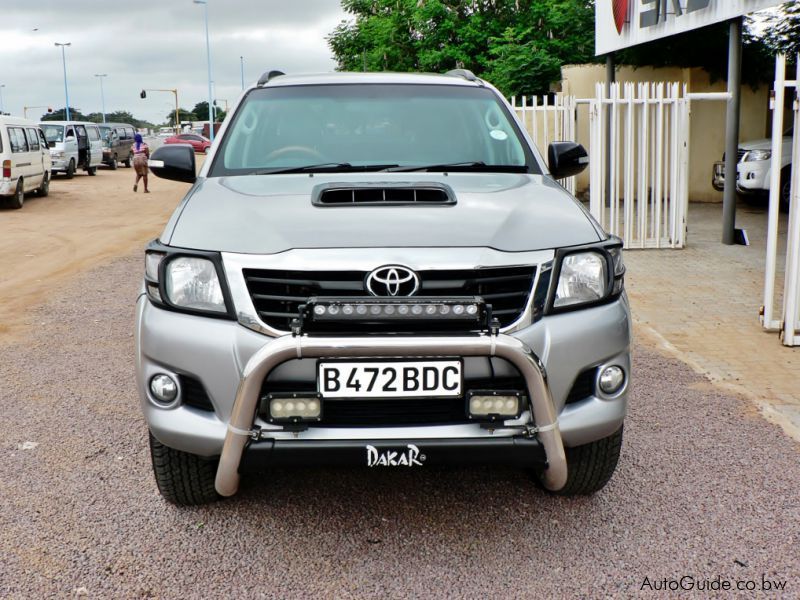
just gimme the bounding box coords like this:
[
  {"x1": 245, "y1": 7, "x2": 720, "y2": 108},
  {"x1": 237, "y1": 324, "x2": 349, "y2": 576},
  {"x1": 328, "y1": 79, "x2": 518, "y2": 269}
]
[{"x1": 625, "y1": 201, "x2": 800, "y2": 440}]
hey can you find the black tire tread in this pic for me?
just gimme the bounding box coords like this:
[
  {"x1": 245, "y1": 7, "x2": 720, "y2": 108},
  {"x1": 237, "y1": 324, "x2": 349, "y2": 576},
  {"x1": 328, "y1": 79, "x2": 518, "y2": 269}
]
[
  {"x1": 548, "y1": 426, "x2": 623, "y2": 496},
  {"x1": 36, "y1": 173, "x2": 49, "y2": 197},
  {"x1": 148, "y1": 432, "x2": 220, "y2": 506},
  {"x1": 9, "y1": 180, "x2": 24, "y2": 209}
]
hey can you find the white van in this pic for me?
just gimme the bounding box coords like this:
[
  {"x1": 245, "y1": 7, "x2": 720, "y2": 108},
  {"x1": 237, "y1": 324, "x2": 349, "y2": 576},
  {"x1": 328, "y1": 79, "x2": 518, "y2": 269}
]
[
  {"x1": 0, "y1": 116, "x2": 52, "y2": 209},
  {"x1": 39, "y1": 120, "x2": 103, "y2": 178}
]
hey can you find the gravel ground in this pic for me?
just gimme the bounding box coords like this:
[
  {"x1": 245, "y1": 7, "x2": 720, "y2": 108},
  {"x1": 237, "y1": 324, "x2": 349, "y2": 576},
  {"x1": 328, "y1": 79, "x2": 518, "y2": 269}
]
[{"x1": 1, "y1": 255, "x2": 799, "y2": 599}]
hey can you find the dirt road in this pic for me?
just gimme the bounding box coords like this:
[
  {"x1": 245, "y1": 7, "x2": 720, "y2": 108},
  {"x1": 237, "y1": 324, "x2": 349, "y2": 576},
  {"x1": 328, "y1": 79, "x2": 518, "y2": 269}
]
[{"x1": 0, "y1": 161, "x2": 194, "y2": 341}]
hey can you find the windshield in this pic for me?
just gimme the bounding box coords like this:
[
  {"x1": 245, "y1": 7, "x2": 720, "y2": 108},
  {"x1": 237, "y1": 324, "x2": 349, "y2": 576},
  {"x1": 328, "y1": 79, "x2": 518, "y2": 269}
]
[
  {"x1": 99, "y1": 126, "x2": 112, "y2": 142},
  {"x1": 41, "y1": 124, "x2": 64, "y2": 144},
  {"x1": 210, "y1": 84, "x2": 537, "y2": 176}
]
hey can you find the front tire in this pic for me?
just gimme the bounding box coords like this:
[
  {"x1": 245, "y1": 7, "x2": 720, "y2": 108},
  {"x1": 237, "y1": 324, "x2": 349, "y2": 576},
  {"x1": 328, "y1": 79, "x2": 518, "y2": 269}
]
[
  {"x1": 123, "y1": 152, "x2": 133, "y2": 168},
  {"x1": 109, "y1": 154, "x2": 118, "y2": 170},
  {"x1": 780, "y1": 167, "x2": 792, "y2": 213},
  {"x1": 87, "y1": 166, "x2": 97, "y2": 176},
  {"x1": 9, "y1": 179, "x2": 24, "y2": 209},
  {"x1": 148, "y1": 432, "x2": 220, "y2": 506},
  {"x1": 537, "y1": 426, "x2": 624, "y2": 496},
  {"x1": 65, "y1": 159, "x2": 75, "y2": 179}
]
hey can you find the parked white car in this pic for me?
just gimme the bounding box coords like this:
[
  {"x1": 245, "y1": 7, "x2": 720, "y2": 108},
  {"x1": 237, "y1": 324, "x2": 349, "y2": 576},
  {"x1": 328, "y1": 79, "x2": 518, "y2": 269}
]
[
  {"x1": 713, "y1": 129, "x2": 793, "y2": 210},
  {"x1": 39, "y1": 121, "x2": 103, "y2": 178},
  {"x1": 0, "y1": 116, "x2": 52, "y2": 209}
]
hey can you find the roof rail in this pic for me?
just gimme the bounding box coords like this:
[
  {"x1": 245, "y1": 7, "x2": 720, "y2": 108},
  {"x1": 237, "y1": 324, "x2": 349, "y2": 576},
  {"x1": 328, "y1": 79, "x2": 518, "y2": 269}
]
[
  {"x1": 257, "y1": 70, "x2": 286, "y2": 86},
  {"x1": 444, "y1": 68, "x2": 479, "y2": 82}
]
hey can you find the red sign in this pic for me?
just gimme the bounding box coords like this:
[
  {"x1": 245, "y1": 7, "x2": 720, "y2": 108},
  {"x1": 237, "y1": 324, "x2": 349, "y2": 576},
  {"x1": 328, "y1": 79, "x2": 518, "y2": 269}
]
[{"x1": 613, "y1": 0, "x2": 628, "y2": 34}]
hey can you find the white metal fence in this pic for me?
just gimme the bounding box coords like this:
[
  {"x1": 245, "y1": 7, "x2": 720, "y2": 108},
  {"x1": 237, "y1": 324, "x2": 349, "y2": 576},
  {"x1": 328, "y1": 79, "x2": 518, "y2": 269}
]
[
  {"x1": 762, "y1": 54, "x2": 800, "y2": 346},
  {"x1": 511, "y1": 94, "x2": 578, "y2": 194},
  {"x1": 512, "y1": 83, "x2": 690, "y2": 249},
  {"x1": 589, "y1": 82, "x2": 690, "y2": 249}
]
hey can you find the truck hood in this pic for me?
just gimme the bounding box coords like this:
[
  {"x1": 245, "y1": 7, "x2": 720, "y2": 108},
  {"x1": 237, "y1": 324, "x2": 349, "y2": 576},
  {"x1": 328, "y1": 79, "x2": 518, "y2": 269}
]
[{"x1": 165, "y1": 173, "x2": 603, "y2": 254}]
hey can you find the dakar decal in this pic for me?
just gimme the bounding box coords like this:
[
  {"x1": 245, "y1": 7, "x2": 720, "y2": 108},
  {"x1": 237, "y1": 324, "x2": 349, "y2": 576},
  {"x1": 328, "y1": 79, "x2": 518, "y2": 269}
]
[{"x1": 366, "y1": 444, "x2": 425, "y2": 467}]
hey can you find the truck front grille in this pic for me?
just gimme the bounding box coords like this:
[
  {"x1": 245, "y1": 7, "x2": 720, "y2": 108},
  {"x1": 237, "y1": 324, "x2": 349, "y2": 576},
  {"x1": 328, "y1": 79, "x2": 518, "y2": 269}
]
[{"x1": 243, "y1": 266, "x2": 536, "y2": 332}]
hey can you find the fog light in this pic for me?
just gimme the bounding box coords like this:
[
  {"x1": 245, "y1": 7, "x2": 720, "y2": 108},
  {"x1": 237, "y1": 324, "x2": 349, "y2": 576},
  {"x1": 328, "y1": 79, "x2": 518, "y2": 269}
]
[
  {"x1": 466, "y1": 390, "x2": 523, "y2": 420},
  {"x1": 599, "y1": 366, "x2": 625, "y2": 394},
  {"x1": 266, "y1": 393, "x2": 322, "y2": 422},
  {"x1": 150, "y1": 374, "x2": 178, "y2": 404}
]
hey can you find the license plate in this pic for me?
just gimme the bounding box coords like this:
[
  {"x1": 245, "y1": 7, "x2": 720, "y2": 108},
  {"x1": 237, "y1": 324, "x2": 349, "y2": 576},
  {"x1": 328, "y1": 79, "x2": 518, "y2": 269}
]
[{"x1": 318, "y1": 360, "x2": 462, "y2": 398}]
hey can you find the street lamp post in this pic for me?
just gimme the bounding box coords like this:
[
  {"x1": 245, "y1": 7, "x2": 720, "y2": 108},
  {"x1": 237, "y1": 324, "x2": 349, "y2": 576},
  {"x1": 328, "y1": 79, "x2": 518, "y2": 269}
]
[
  {"x1": 0, "y1": 85, "x2": 5, "y2": 115},
  {"x1": 193, "y1": 0, "x2": 215, "y2": 142},
  {"x1": 240, "y1": 56, "x2": 244, "y2": 90},
  {"x1": 54, "y1": 42, "x2": 71, "y2": 121},
  {"x1": 94, "y1": 74, "x2": 108, "y2": 123}
]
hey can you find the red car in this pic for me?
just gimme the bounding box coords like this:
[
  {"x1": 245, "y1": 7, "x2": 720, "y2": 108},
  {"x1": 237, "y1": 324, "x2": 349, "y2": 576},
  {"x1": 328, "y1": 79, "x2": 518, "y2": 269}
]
[{"x1": 163, "y1": 133, "x2": 211, "y2": 153}]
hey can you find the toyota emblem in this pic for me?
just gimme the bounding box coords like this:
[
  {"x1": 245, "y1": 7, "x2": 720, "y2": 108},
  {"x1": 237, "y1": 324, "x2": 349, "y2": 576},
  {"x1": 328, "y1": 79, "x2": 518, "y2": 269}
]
[{"x1": 366, "y1": 265, "x2": 420, "y2": 297}]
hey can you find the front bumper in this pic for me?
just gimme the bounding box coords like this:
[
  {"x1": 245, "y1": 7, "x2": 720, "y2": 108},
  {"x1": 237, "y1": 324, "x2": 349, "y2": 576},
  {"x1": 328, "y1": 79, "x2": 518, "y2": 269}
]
[
  {"x1": 136, "y1": 292, "x2": 631, "y2": 495},
  {"x1": 214, "y1": 333, "x2": 566, "y2": 496},
  {"x1": 713, "y1": 160, "x2": 770, "y2": 193}
]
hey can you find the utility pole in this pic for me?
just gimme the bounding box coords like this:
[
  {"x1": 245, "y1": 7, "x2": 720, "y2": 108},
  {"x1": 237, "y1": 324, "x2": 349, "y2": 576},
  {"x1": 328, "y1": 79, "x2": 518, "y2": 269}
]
[{"x1": 95, "y1": 74, "x2": 108, "y2": 123}]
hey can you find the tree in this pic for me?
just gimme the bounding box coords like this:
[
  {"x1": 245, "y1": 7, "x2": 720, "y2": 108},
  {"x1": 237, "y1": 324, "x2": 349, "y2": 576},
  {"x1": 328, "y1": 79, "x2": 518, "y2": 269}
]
[
  {"x1": 327, "y1": 0, "x2": 773, "y2": 96},
  {"x1": 41, "y1": 107, "x2": 86, "y2": 121},
  {"x1": 765, "y1": 1, "x2": 800, "y2": 59},
  {"x1": 328, "y1": 0, "x2": 599, "y2": 96},
  {"x1": 166, "y1": 108, "x2": 197, "y2": 127},
  {"x1": 192, "y1": 101, "x2": 226, "y2": 122}
]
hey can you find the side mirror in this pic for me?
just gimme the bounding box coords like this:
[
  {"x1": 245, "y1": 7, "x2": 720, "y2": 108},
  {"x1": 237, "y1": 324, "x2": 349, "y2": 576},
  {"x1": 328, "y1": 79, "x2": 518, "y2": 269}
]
[
  {"x1": 148, "y1": 144, "x2": 196, "y2": 184},
  {"x1": 548, "y1": 142, "x2": 589, "y2": 180}
]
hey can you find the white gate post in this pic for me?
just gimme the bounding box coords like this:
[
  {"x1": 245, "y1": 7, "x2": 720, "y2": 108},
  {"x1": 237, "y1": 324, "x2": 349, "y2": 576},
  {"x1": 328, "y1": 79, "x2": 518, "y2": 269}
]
[
  {"x1": 762, "y1": 54, "x2": 787, "y2": 331},
  {"x1": 781, "y1": 82, "x2": 800, "y2": 345}
]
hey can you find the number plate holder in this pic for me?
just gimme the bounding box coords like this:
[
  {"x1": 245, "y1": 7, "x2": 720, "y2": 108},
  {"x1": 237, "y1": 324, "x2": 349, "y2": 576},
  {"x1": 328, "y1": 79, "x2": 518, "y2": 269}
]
[{"x1": 317, "y1": 359, "x2": 463, "y2": 399}]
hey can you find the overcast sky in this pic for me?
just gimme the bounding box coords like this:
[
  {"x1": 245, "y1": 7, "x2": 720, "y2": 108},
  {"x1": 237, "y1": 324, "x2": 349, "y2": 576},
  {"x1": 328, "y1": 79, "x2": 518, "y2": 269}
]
[{"x1": 0, "y1": 0, "x2": 348, "y2": 124}]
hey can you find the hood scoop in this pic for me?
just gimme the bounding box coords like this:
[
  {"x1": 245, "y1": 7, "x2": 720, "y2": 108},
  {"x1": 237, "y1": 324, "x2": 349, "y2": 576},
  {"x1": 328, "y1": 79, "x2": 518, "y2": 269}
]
[{"x1": 313, "y1": 183, "x2": 455, "y2": 206}]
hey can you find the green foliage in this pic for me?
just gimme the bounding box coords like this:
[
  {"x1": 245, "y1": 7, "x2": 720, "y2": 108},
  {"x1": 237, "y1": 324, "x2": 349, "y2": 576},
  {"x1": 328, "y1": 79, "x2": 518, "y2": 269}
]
[
  {"x1": 765, "y1": 1, "x2": 800, "y2": 60},
  {"x1": 328, "y1": 0, "x2": 775, "y2": 95},
  {"x1": 192, "y1": 101, "x2": 226, "y2": 122},
  {"x1": 166, "y1": 108, "x2": 198, "y2": 126},
  {"x1": 328, "y1": 0, "x2": 599, "y2": 96},
  {"x1": 41, "y1": 107, "x2": 86, "y2": 121}
]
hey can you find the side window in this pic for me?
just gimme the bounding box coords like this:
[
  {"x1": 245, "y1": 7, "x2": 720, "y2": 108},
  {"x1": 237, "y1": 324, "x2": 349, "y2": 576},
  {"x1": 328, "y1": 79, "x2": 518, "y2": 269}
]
[
  {"x1": 9, "y1": 128, "x2": 28, "y2": 153},
  {"x1": 116, "y1": 127, "x2": 127, "y2": 140},
  {"x1": 66, "y1": 127, "x2": 75, "y2": 139},
  {"x1": 87, "y1": 126, "x2": 100, "y2": 141},
  {"x1": 38, "y1": 129, "x2": 48, "y2": 148},
  {"x1": 26, "y1": 128, "x2": 40, "y2": 151},
  {"x1": 125, "y1": 127, "x2": 135, "y2": 139}
]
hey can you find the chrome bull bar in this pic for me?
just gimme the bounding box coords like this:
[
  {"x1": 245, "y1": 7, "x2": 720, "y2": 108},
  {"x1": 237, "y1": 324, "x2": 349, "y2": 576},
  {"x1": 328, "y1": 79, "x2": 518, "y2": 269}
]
[{"x1": 215, "y1": 333, "x2": 568, "y2": 496}]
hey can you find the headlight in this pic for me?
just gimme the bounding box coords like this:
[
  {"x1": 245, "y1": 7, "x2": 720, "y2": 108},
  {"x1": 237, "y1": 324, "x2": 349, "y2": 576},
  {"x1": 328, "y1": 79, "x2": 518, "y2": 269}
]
[
  {"x1": 51, "y1": 150, "x2": 64, "y2": 158},
  {"x1": 744, "y1": 150, "x2": 771, "y2": 162},
  {"x1": 554, "y1": 252, "x2": 607, "y2": 308},
  {"x1": 165, "y1": 257, "x2": 226, "y2": 313}
]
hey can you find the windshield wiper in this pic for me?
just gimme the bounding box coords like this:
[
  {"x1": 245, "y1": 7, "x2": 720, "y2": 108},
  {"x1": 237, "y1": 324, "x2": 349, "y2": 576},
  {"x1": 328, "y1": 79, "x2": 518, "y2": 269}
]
[
  {"x1": 384, "y1": 161, "x2": 528, "y2": 173},
  {"x1": 253, "y1": 163, "x2": 400, "y2": 175}
]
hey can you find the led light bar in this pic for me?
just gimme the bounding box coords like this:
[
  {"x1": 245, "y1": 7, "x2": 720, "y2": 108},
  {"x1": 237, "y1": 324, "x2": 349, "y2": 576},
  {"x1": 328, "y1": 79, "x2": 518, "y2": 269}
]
[
  {"x1": 262, "y1": 392, "x2": 322, "y2": 423},
  {"x1": 306, "y1": 296, "x2": 486, "y2": 323},
  {"x1": 466, "y1": 390, "x2": 524, "y2": 421}
]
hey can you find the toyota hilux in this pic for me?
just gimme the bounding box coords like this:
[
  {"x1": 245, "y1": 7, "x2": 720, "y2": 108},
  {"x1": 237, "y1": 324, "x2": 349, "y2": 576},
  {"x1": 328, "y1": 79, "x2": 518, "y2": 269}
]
[{"x1": 137, "y1": 70, "x2": 631, "y2": 505}]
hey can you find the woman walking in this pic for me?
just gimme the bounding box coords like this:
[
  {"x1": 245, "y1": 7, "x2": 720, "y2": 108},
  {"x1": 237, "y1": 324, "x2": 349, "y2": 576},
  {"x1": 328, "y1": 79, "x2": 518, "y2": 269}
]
[{"x1": 132, "y1": 133, "x2": 150, "y2": 193}]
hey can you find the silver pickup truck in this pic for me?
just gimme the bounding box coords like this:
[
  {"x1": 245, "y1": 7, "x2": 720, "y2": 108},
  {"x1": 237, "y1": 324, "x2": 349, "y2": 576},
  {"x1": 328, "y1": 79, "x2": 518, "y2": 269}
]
[{"x1": 137, "y1": 70, "x2": 631, "y2": 506}]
